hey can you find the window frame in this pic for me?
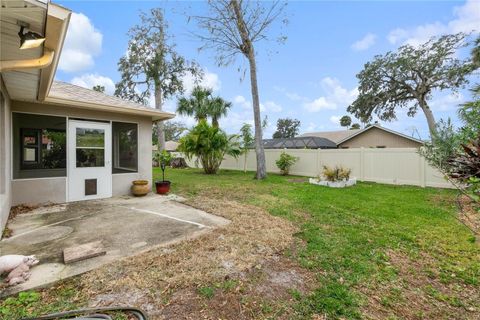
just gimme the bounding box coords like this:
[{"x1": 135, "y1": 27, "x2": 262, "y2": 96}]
[
  {"x1": 12, "y1": 112, "x2": 67, "y2": 180},
  {"x1": 112, "y1": 121, "x2": 139, "y2": 174}
]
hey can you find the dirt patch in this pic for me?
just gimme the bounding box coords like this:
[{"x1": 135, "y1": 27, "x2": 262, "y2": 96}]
[
  {"x1": 360, "y1": 250, "x2": 480, "y2": 320},
  {"x1": 153, "y1": 253, "x2": 315, "y2": 320},
  {"x1": 48, "y1": 196, "x2": 309, "y2": 319},
  {"x1": 2, "y1": 204, "x2": 39, "y2": 238},
  {"x1": 8, "y1": 204, "x2": 39, "y2": 219}
]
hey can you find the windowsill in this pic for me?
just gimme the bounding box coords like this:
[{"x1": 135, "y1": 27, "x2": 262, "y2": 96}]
[
  {"x1": 12, "y1": 176, "x2": 66, "y2": 181},
  {"x1": 112, "y1": 172, "x2": 139, "y2": 175}
]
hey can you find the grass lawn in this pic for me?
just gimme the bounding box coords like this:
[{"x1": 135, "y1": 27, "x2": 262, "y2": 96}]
[
  {"x1": 163, "y1": 168, "x2": 480, "y2": 319},
  {"x1": 1, "y1": 168, "x2": 479, "y2": 319}
]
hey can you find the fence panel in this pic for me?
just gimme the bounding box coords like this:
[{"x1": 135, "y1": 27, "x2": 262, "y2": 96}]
[{"x1": 176, "y1": 148, "x2": 452, "y2": 189}]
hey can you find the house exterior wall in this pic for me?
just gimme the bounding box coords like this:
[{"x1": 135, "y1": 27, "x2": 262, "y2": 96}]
[
  {"x1": 10, "y1": 100, "x2": 153, "y2": 205},
  {"x1": 338, "y1": 127, "x2": 422, "y2": 149},
  {"x1": 0, "y1": 78, "x2": 12, "y2": 233}
]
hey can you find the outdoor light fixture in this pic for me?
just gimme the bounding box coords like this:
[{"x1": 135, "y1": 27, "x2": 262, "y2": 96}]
[{"x1": 17, "y1": 21, "x2": 45, "y2": 50}]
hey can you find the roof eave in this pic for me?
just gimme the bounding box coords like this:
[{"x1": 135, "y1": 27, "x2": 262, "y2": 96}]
[{"x1": 37, "y1": 2, "x2": 71, "y2": 101}]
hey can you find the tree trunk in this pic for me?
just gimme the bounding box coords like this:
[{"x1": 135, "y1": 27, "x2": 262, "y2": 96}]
[
  {"x1": 212, "y1": 117, "x2": 219, "y2": 128},
  {"x1": 244, "y1": 151, "x2": 248, "y2": 173},
  {"x1": 231, "y1": 0, "x2": 267, "y2": 179},
  {"x1": 155, "y1": 84, "x2": 166, "y2": 151},
  {"x1": 247, "y1": 52, "x2": 267, "y2": 179},
  {"x1": 419, "y1": 99, "x2": 438, "y2": 138}
]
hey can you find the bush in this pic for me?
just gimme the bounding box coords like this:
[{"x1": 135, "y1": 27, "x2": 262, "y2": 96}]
[
  {"x1": 321, "y1": 165, "x2": 351, "y2": 182},
  {"x1": 276, "y1": 152, "x2": 298, "y2": 175},
  {"x1": 179, "y1": 120, "x2": 241, "y2": 174},
  {"x1": 448, "y1": 135, "x2": 480, "y2": 202},
  {"x1": 170, "y1": 157, "x2": 188, "y2": 168}
]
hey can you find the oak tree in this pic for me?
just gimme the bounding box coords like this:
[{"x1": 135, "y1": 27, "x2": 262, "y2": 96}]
[
  {"x1": 115, "y1": 8, "x2": 201, "y2": 151},
  {"x1": 273, "y1": 118, "x2": 300, "y2": 139},
  {"x1": 348, "y1": 33, "x2": 474, "y2": 137}
]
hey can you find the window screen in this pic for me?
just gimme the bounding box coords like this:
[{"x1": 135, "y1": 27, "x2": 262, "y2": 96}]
[
  {"x1": 13, "y1": 113, "x2": 66, "y2": 179},
  {"x1": 112, "y1": 122, "x2": 138, "y2": 173}
]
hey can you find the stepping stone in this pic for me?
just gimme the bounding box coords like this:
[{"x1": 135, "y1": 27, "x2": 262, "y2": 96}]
[{"x1": 63, "y1": 241, "x2": 106, "y2": 264}]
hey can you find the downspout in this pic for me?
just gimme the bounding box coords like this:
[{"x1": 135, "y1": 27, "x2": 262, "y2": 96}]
[{"x1": 0, "y1": 48, "x2": 55, "y2": 72}]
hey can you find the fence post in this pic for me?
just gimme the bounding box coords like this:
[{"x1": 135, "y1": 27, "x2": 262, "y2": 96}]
[
  {"x1": 316, "y1": 148, "x2": 321, "y2": 176},
  {"x1": 360, "y1": 147, "x2": 365, "y2": 181},
  {"x1": 419, "y1": 154, "x2": 426, "y2": 188}
]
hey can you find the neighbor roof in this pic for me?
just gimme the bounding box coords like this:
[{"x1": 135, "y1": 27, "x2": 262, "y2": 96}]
[
  {"x1": 153, "y1": 140, "x2": 179, "y2": 151},
  {"x1": 261, "y1": 136, "x2": 337, "y2": 149},
  {"x1": 300, "y1": 124, "x2": 423, "y2": 145},
  {"x1": 299, "y1": 129, "x2": 361, "y2": 144},
  {"x1": 45, "y1": 81, "x2": 175, "y2": 121},
  {"x1": 336, "y1": 124, "x2": 424, "y2": 145}
]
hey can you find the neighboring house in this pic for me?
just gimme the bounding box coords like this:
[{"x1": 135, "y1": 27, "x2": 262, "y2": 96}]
[
  {"x1": 300, "y1": 124, "x2": 423, "y2": 149},
  {"x1": 0, "y1": 1, "x2": 174, "y2": 232},
  {"x1": 152, "y1": 140, "x2": 179, "y2": 153}
]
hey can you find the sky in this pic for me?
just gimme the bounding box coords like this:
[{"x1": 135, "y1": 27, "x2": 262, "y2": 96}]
[{"x1": 54, "y1": 0, "x2": 480, "y2": 140}]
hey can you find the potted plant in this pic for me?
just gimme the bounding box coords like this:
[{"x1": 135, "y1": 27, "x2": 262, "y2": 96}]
[{"x1": 155, "y1": 150, "x2": 173, "y2": 194}]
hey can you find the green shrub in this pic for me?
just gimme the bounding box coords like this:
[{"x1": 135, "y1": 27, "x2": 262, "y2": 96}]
[
  {"x1": 321, "y1": 165, "x2": 351, "y2": 182},
  {"x1": 179, "y1": 120, "x2": 241, "y2": 174},
  {"x1": 276, "y1": 152, "x2": 298, "y2": 175}
]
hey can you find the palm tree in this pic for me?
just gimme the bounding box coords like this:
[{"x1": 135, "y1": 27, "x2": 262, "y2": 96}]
[
  {"x1": 177, "y1": 86, "x2": 212, "y2": 122},
  {"x1": 179, "y1": 120, "x2": 241, "y2": 174},
  {"x1": 209, "y1": 97, "x2": 232, "y2": 128},
  {"x1": 176, "y1": 86, "x2": 231, "y2": 127}
]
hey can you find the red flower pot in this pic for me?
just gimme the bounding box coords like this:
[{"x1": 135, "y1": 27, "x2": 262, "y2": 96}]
[{"x1": 155, "y1": 181, "x2": 171, "y2": 195}]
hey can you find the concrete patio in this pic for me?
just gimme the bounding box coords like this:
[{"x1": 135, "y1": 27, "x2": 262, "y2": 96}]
[{"x1": 0, "y1": 194, "x2": 229, "y2": 296}]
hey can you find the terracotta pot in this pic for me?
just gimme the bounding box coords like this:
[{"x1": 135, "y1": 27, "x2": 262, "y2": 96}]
[
  {"x1": 131, "y1": 180, "x2": 149, "y2": 197},
  {"x1": 155, "y1": 181, "x2": 171, "y2": 195}
]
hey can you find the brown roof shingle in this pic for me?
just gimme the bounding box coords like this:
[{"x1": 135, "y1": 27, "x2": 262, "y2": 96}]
[{"x1": 46, "y1": 81, "x2": 174, "y2": 120}]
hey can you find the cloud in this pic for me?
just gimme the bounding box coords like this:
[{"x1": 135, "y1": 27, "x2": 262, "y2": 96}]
[
  {"x1": 430, "y1": 92, "x2": 464, "y2": 111},
  {"x1": 262, "y1": 101, "x2": 283, "y2": 113},
  {"x1": 351, "y1": 33, "x2": 377, "y2": 51},
  {"x1": 182, "y1": 69, "x2": 221, "y2": 94},
  {"x1": 329, "y1": 115, "x2": 341, "y2": 126},
  {"x1": 304, "y1": 77, "x2": 358, "y2": 112},
  {"x1": 70, "y1": 74, "x2": 115, "y2": 95},
  {"x1": 233, "y1": 95, "x2": 283, "y2": 113},
  {"x1": 58, "y1": 13, "x2": 102, "y2": 72},
  {"x1": 304, "y1": 97, "x2": 335, "y2": 112},
  {"x1": 387, "y1": 0, "x2": 479, "y2": 46},
  {"x1": 274, "y1": 86, "x2": 308, "y2": 102},
  {"x1": 234, "y1": 95, "x2": 250, "y2": 109}
]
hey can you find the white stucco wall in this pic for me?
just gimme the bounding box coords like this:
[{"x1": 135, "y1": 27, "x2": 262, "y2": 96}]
[
  {"x1": 0, "y1": 78, "x2": 12, "y2": 233},
  {"x1": 11, "y1": 101, "x2": 153, "y2": 205}
]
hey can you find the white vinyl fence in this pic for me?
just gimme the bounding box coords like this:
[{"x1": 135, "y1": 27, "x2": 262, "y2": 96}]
[{"x1": 180, "y1": 148, "x2": 452, "y2": 189}]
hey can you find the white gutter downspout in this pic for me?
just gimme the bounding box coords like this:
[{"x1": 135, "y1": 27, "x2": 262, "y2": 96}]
[{"x1": 0, "y1": 48, "x2": 55, "y2": 72}]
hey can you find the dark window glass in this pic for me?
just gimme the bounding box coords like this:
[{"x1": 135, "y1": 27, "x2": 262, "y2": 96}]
[
  {"x1": 42, "y1": 130, "x2": 67, "y2": 169},
  {"x1": 16, "y1": 114, "x2": 67, "y2": 177},
  {"x1": 76, "y1": 148, "x2": 105, "y2": 167},
  {"x1": 113, "y1": 122, "x2": 138, "y2": 173}
]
